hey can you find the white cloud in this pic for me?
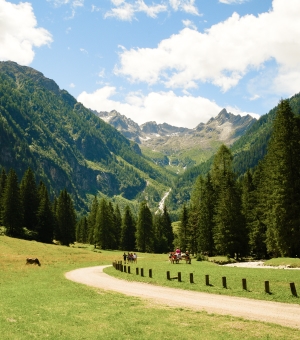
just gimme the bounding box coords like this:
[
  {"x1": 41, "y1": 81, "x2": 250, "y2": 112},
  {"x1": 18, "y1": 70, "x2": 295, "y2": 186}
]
[
  {"x1": 182, "y1": 19, "x2": 197, "y2": 30},
  {"x1": 105, "y1": 2, "x2": 135, "y2": 21},
  {"x1": 115, "y1": 0, "x2": 300, "y2": 97},
  {"x1": 169, "y1": 0, "x2": 200, "y2": 15},
  {"x1": 77, "y1": 86, "x2": 228, "y2": 128},
  {"x1": 219, "y1": 0, "x2": 248, "y2": 4},
  {"x1": 105, "y1": 0, "x2": 198, "y2": 21},
  {"x1": 0, "y1": 0, "x2": 52, "y2": 65},
  {"x1": 70, "y1": 83, "x2": 75, "y2": 88}
]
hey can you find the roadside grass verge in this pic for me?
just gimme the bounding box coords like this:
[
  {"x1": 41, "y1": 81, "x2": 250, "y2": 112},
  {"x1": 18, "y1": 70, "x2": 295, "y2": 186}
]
[
  {"x1": 0, "y1": 236, "x2": 299, "y2": 339},
  {"x1": 264, "y1": 257, "x2": 300, "y2": 268},
  {"x1": 105, "y1": 254, "x2": 300, "y2": 304}
]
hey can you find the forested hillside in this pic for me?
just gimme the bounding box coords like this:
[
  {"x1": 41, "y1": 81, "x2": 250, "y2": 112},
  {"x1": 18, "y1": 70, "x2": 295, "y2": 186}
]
[
  {"x1": 0, "y1": 61, "x2": 174, "y2": 212},
  {"x1": 166, "y1": 92, "x2": 300, "y2": 218}
]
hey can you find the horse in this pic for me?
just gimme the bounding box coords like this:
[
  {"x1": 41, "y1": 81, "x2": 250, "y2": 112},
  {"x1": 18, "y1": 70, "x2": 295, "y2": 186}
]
[
  {"x1": 169, "y1": 252, "x2": 180, "y2": 264},
  {"x1": 26, "y1": 258, "x2": 41, "y2": 266}
]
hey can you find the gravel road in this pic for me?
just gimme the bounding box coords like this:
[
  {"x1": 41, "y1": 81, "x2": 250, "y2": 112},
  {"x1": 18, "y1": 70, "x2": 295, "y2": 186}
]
[{"x1": 65, "y1": 265, "x2": 300, "y2": 330}]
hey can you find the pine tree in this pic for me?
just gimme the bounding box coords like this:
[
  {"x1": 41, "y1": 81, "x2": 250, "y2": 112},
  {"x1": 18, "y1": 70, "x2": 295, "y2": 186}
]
[
  {"x1": 20, "y1": 168, "x2": 39, "y2": 232},
  {"x1": 94, "y1": 198, "x2": 115, "y2": 249},
  {"x1": 114, "y1": 204, "x2": 122, "y2": 249},
  {"x1": 107, "y1": 201, "x2": 117, "y2": 249},
  {"x1": 262, "y1": 100, "x2": 300, "y2": 257},
  {"x1": 121, "y1": 205, "x2": 136, "y2": 251},
  {"x1": 36, "y1": 181, "x2": 54, "y2": 243},
  {"x1": 76, "y1": 216, "x2": 89, "y2": 243},
  {"x1": 247, "y1": 164, "x2": 267, "y2": 258},
  {"x1": 87, "y1": 196, "x2": 98, "y2": 245},
  {"x1": 135, "y1": 201, "x2": 154, "y2": 252},
  {"x1": 211, "y1": 145, "x2": 247, "y2": 258},
  {"x1": 160, "y1": 205, "x2": 174, "y2": 251},
  {"x1": 178, "y1": 204, "x2": 189, "y2": 252},
  {"x1": 153, "y1": 213, "x2": 168, "y2": 253},
  {"x1": 197, "y1": 174, "x2": 215, "y2": 256},
  {"x1": 0, "y1": 168, "x2": 7, "y2": 225},
  {"x1": 55, "y1": 189, "x2": 76, "y2": 246},
  {"x1": 3, "y1": 169, "x2": 23, "y2": 237}
]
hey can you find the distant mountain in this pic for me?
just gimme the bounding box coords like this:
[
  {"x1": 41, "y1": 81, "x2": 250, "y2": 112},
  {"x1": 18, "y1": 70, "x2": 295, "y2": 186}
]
[
  {"x1": 96, "y1": 108, "x2": 256, "y2": 173},
  {"x1": 0, "y1": 61, "x2": 174, "y2": 212}
]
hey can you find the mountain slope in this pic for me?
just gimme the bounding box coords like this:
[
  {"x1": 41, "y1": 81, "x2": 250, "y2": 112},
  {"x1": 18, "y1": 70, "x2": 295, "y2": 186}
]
[{"x1": 0, "y1": 61, "x2": 173, "y2": 211}]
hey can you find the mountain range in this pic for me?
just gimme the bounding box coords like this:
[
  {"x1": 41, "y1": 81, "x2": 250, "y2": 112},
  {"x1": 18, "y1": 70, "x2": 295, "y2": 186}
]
[{"x1": 95, "y1": 108, "x2": 256, "y2": 173}]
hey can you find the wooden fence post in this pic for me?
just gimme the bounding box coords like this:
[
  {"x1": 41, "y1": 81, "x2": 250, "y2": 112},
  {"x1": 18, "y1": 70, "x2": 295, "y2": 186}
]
[
  {"x1": 124, "y1": 265, "x2": 127, "y2": 273},
  {"x1": 149, "y1": 269, "x2": 152, "y2": 278},
  {"x1": 290, "y1": 282, "x2": 297, "y2": 297},
  {"x1": 141, "y1": 268, "x2": 144, "y2": 277},
  {"x1": 128, "y1": 266, "x2": 131, "y2": 274},
  {"x1": 120, "y1": 264, "x2": 123, "y2": 272},
  {"x1": 167, "y1": 271, "x2": 170, "y2": 280},
  {"x1": 178, "y1": 272, "x2": 181, "y2": 282},
  {"x1": 242, "y1": 278, "x2": 247, "y2": 291},
  {"x1": 190, "y1": 273, "x2": 194, "y2": 284},
  {"x1": 136, "y1": 267, "x2": 139, "y2": 275},
  {"x1": 205, "y1": 275, "x2": 210, "y2": 286},
  {"x1": 222, "y1": 276, "x2": 227, "y2": 289},
  {"x1": 265, "y1": 281, "x2": 270, "y2": 294}
]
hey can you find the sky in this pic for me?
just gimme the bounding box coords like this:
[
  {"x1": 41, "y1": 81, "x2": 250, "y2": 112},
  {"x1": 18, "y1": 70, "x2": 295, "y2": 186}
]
[{"x1": 1, "y1": 0, "x2": 300, "y2": 128}]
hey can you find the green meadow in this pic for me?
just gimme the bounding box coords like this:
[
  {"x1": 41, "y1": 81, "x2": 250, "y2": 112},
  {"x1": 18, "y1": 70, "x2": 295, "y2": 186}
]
[
  {"x1": 106, "y1": 255, "x2": 300, "y2": 304},
  {"x1": 1, "y1": 235, "x2": 300, "y2": 340}
]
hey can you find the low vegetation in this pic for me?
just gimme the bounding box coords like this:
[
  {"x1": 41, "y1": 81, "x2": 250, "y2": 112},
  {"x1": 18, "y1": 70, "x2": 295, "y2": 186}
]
[{"x1": 1, "y1": 236, "x2": 300, "y2": 339}]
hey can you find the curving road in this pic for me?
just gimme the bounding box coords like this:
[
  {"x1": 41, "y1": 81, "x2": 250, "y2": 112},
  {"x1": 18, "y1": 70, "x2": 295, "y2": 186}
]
[{"x1": 65, "y1": 265, "x2": 300, "y2": 330}]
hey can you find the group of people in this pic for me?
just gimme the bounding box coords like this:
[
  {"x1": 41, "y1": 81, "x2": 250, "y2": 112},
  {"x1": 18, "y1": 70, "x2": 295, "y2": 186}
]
[
  {"x1": 174, "y1": 248, "x2": 190, "y2": 259},
  {"x1": 123, "y1": 252, "x2": 137, "y2": 264}
]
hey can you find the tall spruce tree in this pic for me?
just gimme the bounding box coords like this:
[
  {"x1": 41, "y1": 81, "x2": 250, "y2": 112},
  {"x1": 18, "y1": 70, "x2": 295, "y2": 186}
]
[
  {"x1": 55, "y1": 189, "x2": 76, "y2": 246},
  {"x1": 3, "y1": 169, "x2": 23, "y2": 237},
  {"x1": 121, "y1": 205, "x2": 136, "y2": 251},
  {"x1": 76, "y1": 216, "x2": 89, "y2": 243},
  {"x1": 160, "y1": 205, "x2": 174, "y2": 251},
  {"x1": 211, "y1": 145, "x2": 247, "y2": 258},
  {"x1": 94, "y1": 198, "x2": 115, "y2": 249},
  {"x1": 262, "y1": 100, "x2": 300, "y2": 257},
  {"x1": 153, "y1": 213, "x2": 168, "y2": 253},
  {"x1": 114, "y1": 204, "x2": 122, "y2": 250},
  {"x1": 87, "y1": 196, "x2": 98, "y2": 245},
  {"x1": 197, "y1": 174, "x2": 215, "y2": 256},
  {"x1": 178, "y1": 204, "x2": 189, "y2": 252},
  {"x1": 36, "y1": 181, "x2": 54, "y2": 243},
  {"x1": 0, "y1": 168, "x2": 7, "y2": 225},
  {"x1": 135, "y1": 201, "x2": 154, "y2": 252},
  {"x1": 247, "y1": 164, "x2": 267, "y2": 258},
  {"x1": 20, "y1": 168, "x2": 39, "y2": 232}
]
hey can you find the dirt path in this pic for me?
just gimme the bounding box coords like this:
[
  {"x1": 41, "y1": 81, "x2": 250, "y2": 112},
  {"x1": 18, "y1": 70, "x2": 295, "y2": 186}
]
[{"x1": 65, "y1": 265, "x2": 300, "y2": 330}]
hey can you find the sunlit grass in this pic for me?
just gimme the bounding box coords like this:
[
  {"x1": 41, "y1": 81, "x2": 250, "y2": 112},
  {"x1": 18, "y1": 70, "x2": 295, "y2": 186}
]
[{"x1": 1, "y1": 236, "x2": 300, "y2": 339}]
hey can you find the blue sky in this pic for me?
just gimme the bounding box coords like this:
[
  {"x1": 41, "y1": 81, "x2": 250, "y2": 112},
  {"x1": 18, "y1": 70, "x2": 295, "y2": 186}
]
[{"x1": 1, "y1": 0, "x2": 300, "y2": 128}]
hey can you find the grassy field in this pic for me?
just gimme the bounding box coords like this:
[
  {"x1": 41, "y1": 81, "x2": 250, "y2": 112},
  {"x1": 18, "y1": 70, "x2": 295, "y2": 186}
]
[
  {"x1": 106, "y1": 255, "x2": 300, "y2": 304},
  {"x1": 1, "y1": 236, "x2": 300, "y2": 340}
]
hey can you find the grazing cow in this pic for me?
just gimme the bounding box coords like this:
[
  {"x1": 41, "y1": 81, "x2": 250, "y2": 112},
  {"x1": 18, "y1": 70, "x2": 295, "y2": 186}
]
[{"x1": 26, "y1": 258, "x2": 41, "y2": 266}]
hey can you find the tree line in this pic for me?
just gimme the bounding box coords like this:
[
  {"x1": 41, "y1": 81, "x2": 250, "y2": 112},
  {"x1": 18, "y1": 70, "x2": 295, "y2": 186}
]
[
  {"x1": 0, "y1": 167, "x2": 76, "y2": 246},
  {"x1": 178, "y1": 100, "x2": 300, "y2": 259},
  {"x1": 78, "y1": 198, "x2": 174, "y2": 253}
]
